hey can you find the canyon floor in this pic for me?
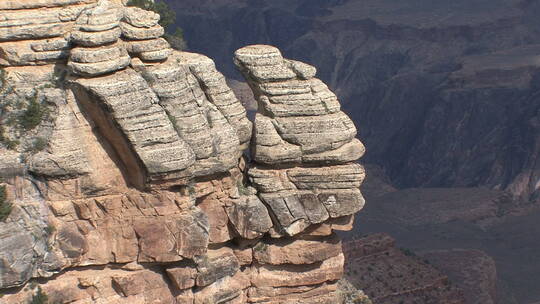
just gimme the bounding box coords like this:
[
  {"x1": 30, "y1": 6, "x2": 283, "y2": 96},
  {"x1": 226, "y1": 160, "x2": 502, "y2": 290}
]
[{"x1": 343, "y1": 166, "x2": 540, "y2": 304}]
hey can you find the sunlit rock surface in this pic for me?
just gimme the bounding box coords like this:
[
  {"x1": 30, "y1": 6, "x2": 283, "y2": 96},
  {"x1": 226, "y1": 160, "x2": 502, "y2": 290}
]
[{"x1": 0, "y1": 1, "x2": 366, "y2": 303}]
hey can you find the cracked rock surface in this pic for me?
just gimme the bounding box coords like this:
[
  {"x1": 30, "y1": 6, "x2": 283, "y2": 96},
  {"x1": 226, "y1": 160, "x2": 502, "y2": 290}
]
[{"x1": 0, "y1": 1, "x2": 365, "y2": 303}]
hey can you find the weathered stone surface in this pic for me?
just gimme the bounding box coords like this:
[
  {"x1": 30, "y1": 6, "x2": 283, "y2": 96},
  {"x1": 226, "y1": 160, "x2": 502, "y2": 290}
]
[
  {"x1": 0, "y1": 39, "x2": 70, "y2": 65},
  {"x1": 27, "y1": 88, "x2": 88, "y2": 177},
  {"x1": 75, "y1": 3, "x2": 122, "y2": 26},
  {"x1": 133, "y1": 53, "x2": 246, "y2": 180},
  {"x1": 138, "y1": 48, "x2": 172, "y2": 61},
  {"x1": 225, "y1": 195, "x2": 273, "y2": 239},
  {"x1": 1, "y1": 267, "x2": 176, "y2": 304},
  {"x1": 326, "y1": 215, "x2": 355, "y2": 232},
  {"x1": 0, "y1": 4, "x2": 367, "y2": 302},
  {"x1": 248, "y1": 164, "x2": 365, "y2": 236},
  {"x1": 233, "y1": 247, "x2": 253, "y2": 266},
  {"x1": 70, "y1": 43, "x2": 127, "y2": 63},
  {"x1": 195, "y1": 247, "x2": 240, "y2": 287},
  {"x1": 286, "y1": 59, "x2": 317, "y2": 80},
  {"x1": 123, "y1": 6, "x2": 160, "y2": 28},
  {"x1": 45, "y1": 192, "x2": 209, "y2": 268},
  {"x1": 70, "y1": 69, "x2": 197, "y2": 188},
  {"x1": 120, "y1": 22, "x2": 164, "y2": 40},
  {"x1": 235, "y1": 45, "x2": 365, "y2": 165},
  {"x1": 183, "y1": 52, "x2": 252, "y2": 149},
  {"x1": 65, "y1": 1, "x2": 130, "y2": 76},
  {"x1": 0, "y1": 0, "x2": 96, "y2": 10},
  {"x1": 193, "y1": 271, "x2": 250, "y2": 304},
  {"x1": 248, "y1": 282, "x2": 340, "y2": 304},
  {"x1": 0, "y1": 190, "x2": 50, "y2": 288},
  {"x1": 253, "y1": 234, "x2": 342, "y2": 265},
  {"x1": 250, "y1": 163, "x2": 365, "y2": 192},
  {"x1": 70, "y1": 27, "x2": 122, "y2": 46},
  {"x1": 125, "y1": 37, "x2": 171, "y2": 61},
  {"x1": 166, "y1": 266, "x2": 197, "y2": 290},
  {"x1": 125, "y1": 37, "x2": 169, "y2": 54},
  {"x1": 0, "y1": 5, "x2": 84, "y2": 41},
  {"x1": 240, "y1": 45, "x2": 365, "y2": 233},
  {"x1": 197, "y1": 192, "x2": 234, "y2": 244},
  {"x1": 251, "y1": 253, "x2": 344, "y2": 287},
  {"x1": 68, "y1": 54, "x2": 130, "y2": 76},
  {"x1": 176, "y1": 289, "x2": 195, "y2": 304}
]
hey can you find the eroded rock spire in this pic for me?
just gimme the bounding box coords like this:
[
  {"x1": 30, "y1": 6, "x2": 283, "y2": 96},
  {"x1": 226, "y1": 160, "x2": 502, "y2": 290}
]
[{"x1": 0, "y1": 1, "x2": 366, "y2": 303}]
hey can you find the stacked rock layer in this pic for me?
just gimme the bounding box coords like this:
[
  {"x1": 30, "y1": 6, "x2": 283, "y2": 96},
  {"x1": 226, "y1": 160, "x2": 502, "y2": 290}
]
[
  {"x1": 0, "y1": 1, "x2": 365, "y2": 303},
  {"x1": 234, "y1": 45, "x2": 366, "y2": 302}
]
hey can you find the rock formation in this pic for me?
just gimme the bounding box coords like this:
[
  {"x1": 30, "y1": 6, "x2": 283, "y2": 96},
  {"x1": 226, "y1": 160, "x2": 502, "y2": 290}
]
[{"x1": 0, "y1": 1, "x2": 365, "y2": 303}]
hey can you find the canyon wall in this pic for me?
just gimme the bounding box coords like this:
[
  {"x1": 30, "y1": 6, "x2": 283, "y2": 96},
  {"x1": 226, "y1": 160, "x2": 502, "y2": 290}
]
[{"x1": 0, "y1": 1, "x2": 365, "y2": 303}]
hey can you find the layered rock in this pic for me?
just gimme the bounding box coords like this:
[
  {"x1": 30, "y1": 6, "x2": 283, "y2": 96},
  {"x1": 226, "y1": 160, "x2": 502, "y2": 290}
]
[
  {"x1": 68, "y1": 1, "x2": 129, "y2": 76},
  {"x1": 233, "y1": 45, "x2": 366, "y2": 302},
  {"x1": 234, "y1": 45, "x2": 364, "y2": 165},
  {"x1": 234, "y1": 45, "x2": 365, "y2": 236},
  {"x1": 0, "y1": 2, "x2": 365, "y2": 304},
  {"x1": 122, "y1": 6, "x2": 172, "y2": 61}
]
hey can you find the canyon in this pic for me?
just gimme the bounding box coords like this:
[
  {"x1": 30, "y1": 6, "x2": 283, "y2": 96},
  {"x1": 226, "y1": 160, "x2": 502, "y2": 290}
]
[
  {"x1": 0, "y1": 0, "x2": 367, "y2": 303},
  {"x1": 167, "y1": 0, "x2": 540, "y2": 303}
]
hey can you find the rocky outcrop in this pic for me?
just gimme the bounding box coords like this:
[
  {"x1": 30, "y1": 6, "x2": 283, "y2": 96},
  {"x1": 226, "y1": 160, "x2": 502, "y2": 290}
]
[
  {"x1": 234, "y1": 45, "x2": 365, "y2": 237},
  {"x1": 227, "y1": 44, "x2": 366, "y2": 302},
  {"x1": 0, "y1": 1, "x2": 365, "y2": 303},
  {"x1": 234, "y1": 45, "x2": 364, "y2": 165},
  {"x1": 122, "y1": 6, "x2": 172, "y2": 61}
]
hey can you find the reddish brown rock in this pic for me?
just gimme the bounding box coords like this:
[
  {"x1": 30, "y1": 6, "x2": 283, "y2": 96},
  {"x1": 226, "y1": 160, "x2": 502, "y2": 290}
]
[
  {"x1": 0, "y1": 3, "x2": 366, "y2": 303},
  {"x1": 195, "y1": 247, "x2": 240, "y2": 287},
  {"x1": 248, "y1": 282, "x2": 340, "y2": 304},
  {"x1": 176, "y1": 289, "x2": 195, "y2": 304},
  {"x1": 251, "y1": 253, "x2": 344, "y2": 288},
  {"x1": 253, "y1": 234, "x2": 342, "y2": 265},
  {"x1": 166, "y1": 266, "x2": 197, "y2": 290},
  {"x1": 193, "y1": 271, "x2": 250, "y2": 304},
  {"x1": 1, "y1": 268, "x2": 176, "y2": 304},
  {"x1": 233, "y1": 247, "x2": 253, "y2": 266},
  {"x1": 197, "y1": 195, "x2": 233, "y2": 244}
]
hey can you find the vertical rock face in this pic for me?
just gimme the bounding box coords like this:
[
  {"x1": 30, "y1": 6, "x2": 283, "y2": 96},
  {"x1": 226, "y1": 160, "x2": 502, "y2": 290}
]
[
  {"x1": 233, "y1": 44, "x2": 366, "y2": 302},
  {"x1": 0, "y1": 1, "x2": 365, "y2": 303},
  {"x1": 234, "y1": 45, "x2": 365, "y2": 236}
]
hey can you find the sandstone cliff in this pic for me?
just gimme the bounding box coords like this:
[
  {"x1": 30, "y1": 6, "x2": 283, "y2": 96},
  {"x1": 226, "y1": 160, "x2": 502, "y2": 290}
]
[{"x1": 0, "y1": 1, "x2": 365, "y2": 303}]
